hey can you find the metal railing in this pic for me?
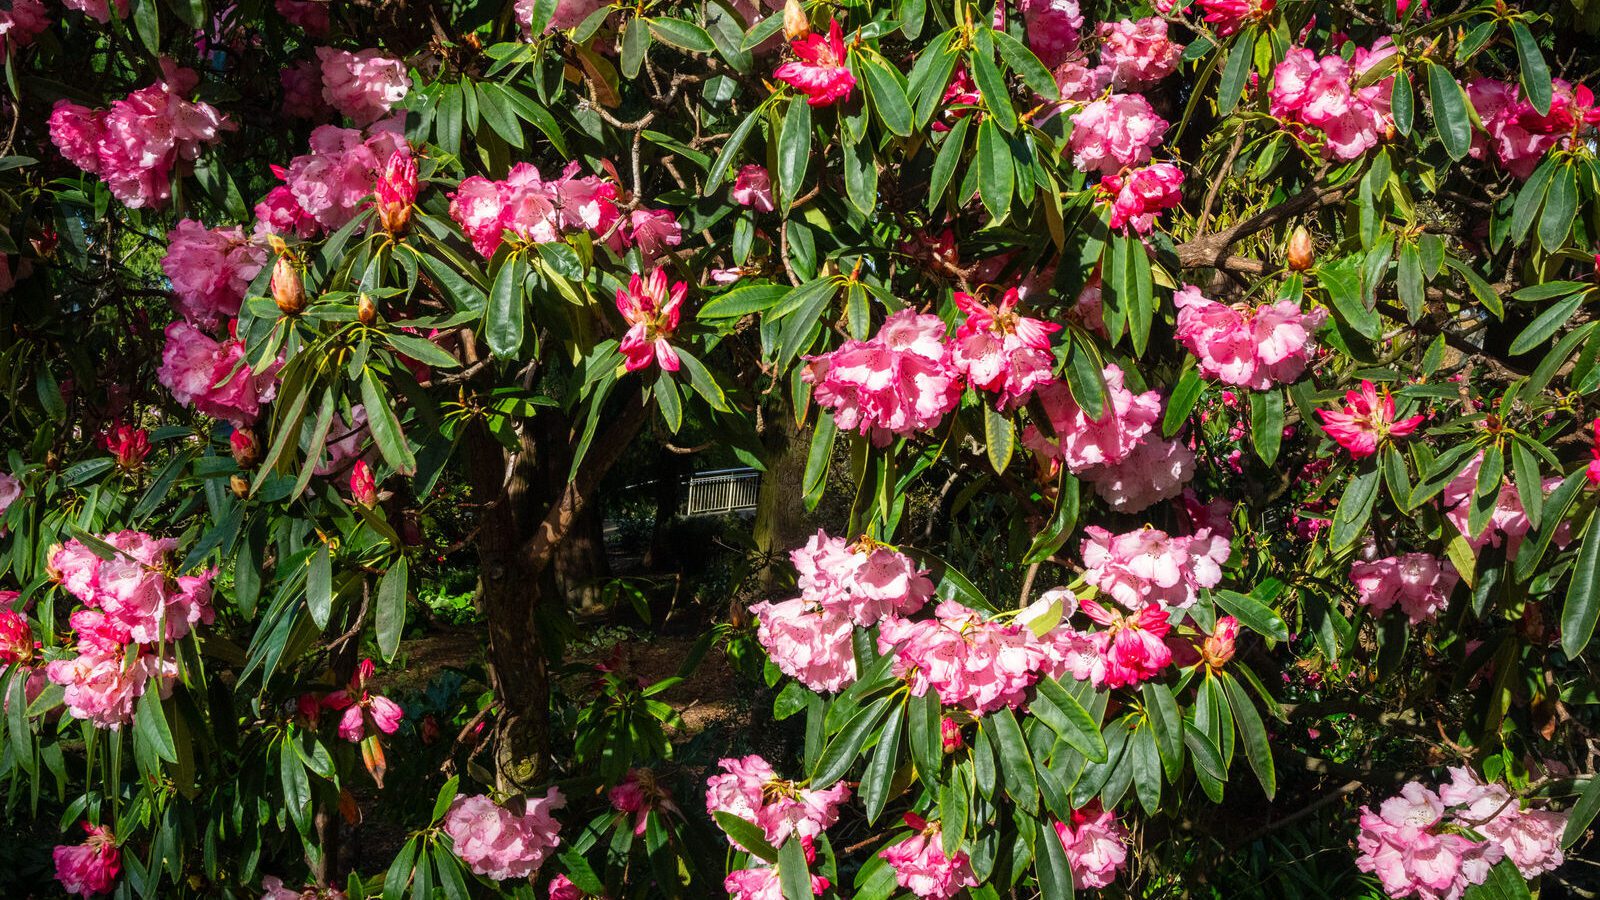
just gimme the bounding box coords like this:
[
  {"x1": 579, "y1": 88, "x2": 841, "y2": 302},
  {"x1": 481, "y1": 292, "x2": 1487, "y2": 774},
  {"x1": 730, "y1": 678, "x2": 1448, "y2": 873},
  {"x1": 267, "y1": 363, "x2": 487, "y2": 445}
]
[{"x1": 680, "y1": 467, "x2": 760, "y2": 517}]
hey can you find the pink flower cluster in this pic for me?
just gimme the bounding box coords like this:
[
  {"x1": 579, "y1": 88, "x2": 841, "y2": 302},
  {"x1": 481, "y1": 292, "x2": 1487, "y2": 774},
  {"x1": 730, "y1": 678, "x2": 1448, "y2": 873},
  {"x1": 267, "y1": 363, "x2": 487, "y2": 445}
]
[
  {"x1": 951, "y1": 288, "x2": 1060, "y2": 409},
  {"x1": 268, "y1": 120, "x2": 408, "y2": 232},
  {"x1": 262, "y1": 876, "x2": 347, "y2": 899},
  {"x1": 705, "y1": 754, "x2": 850, "y2": 849},
  {"x1": 616, "y1": 268, "x2": 685, "y2": 373},
  {"x1": 62, "y1": 0, "x2": 128, "y2": 24},
  {"x1": 158, "y1": 321, "x2": 281, "y2": 425},
  {"x1": 774, "y1": 19, "x2": 855, "y2": 106},
  {"x1": 0, "y1": 0, "x2": 49, "y2": 59},
  {"x1": 320, "y1": 658, "x2": 403, "y2": 742},
  {"x1": 442, "y1": 788, "x2": 565, "y2": 881},
  {"x1": 609, "y1": 769, "x2": 678, "y2": 836},
  {"x1": 1081, "y1": 525, "x2": 1230, "y2": 611},
  {"x1": 747, "y1": 596, "x2": 857, "y2": 693},
  {"x1": 792, "y1": 530, "x2": 934, "y2": 626},
  {"x1": 1349, "y1": 553, "x2": 1458, "y2": 625},
  {"x1": 162, "y1": 220, "x2": 268, "y2": 328},
  {"x1": 1316, "y1": 380, "x2": 1424, "y2": 460},
  {"x1": 1268, "y1": 40, "x2": 1397, "y2": 160},
  {"x1": 1072, "y1": 601, "x2": 1174, "y2": 689},
  {"x1": 1097, "y1": 162, "x2": 1184, "y2": 233},
  {"x1": 1174, "y1": 285, "x2": 1326, "y2": 389},
  {"x1": 725, "y1": 864, "x2": 829, "y2": 900},
  {"x1": 1358, "y1": 771, "x2": 1566, "y2": 900},
  {"x1": 878, "y1": 601, "x2": 1050, "y2": 714},
  {"x1": 1440, "y1": 453, "x2": 1568, "y2": 560},
  {"x1": 1053, "y1": 804, "x2": 1130, "y2": 888},
  {"x1": 449, "y1": 162, "x2": 653, "y2": 258},
  {"x1": 880, "y1": 814, "x2": 978, "y2": 900},
  {"x1": 1097, "y1": 18, "x2": 1182, "y2": 90},
  {"x1": 1069, "y1": 93, "x2": 1169, "y2": 175},
  {"x1": 317, "y1": 48, "x2": 409, "y2": 126},
  {"x1": 276, "y1": 0, "x2": 329, "y2": 35},
  {"x1": 1018, "y1": 0, "x2": 1084, "y2": 68},
  {"x1": 1470, "y1": 79, "x2": 1600, "y2": 179},
  {"x1": 53, "y1": 824, "x2": 120, "y2": 897},
  {"x1": 281, "y1": 59, "x2": 330, "y2": 120},
  {"x1": 804, "y1": 310, "x2": 963, "y2": 447},
  {"x1": 1022, "y1": 365, "x2": 1193, "y2": 512},
  {"x1": 0, "y1": 469, "x2": 21, "y2": 518},
  {"x1": 48, "y1": 61, "x2": 231, "y2": 208},
  {"x1": 0, "y1": 599, "x2": 35, "y2": 666},
  {"x1": 1196, "y1": 0, "x2": 1274, "y2": 37}
]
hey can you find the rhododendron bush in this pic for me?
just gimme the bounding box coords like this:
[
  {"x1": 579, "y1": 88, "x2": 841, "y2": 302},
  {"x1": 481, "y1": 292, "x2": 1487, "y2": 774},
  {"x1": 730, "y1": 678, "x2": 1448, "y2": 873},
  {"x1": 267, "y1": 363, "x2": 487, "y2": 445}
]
[{"x1": 2, "y1": 0, "x2": 1600, "y2": 897}]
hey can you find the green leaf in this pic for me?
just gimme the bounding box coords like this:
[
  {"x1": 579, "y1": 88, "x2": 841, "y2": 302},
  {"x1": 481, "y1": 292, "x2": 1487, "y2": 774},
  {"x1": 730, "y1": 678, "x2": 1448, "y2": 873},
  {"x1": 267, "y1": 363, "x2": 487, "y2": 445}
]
[
  {"x1": 1398, "y1": 240, "x2": 1425, "y2": 321},
  {"x1": 376, "y1": 557, "x2": 409, "y2": 663},
  {"x1": 621, "y1": 16, "x2": 651, "y2": 79},
  {"x1": 1142, "y1": 682, "x2": 1184, "y2": 783},
  {"x1": 135, "y1": 690, "x2": 178, "y2": 764},
  {"x1": 1035, "y1": 812, "x2": 1078, "y2": 900},
  {"x1": 774, "y1": 278, "x2": 837, "y2": 372},
  {"x1": 1249, "y1": 389, "x2": 1284, "y2": 465},
  {"x1": 968, "y1": 44, "x2": 1017, "y2": 134},
  {"x1": 382, "y1": 838, "x2": 417, "y2": 900},
  {"x1": 802, "y1": 414, "x2": 837, "y2": 512},
  {"x1": 1565, "y1": 774, "x2": 1600, "y2": 849},
  {"x1": 1065, "y1": 338, "x2": 1107, "y2": 420},
  {"x1": 861, "y1": 697, "x2": 904, "y2": 823},
  {"x1": 648, "y1": 17, "x2": 715, "y2": 52},
  {"x1": 778, "y1": 97, "x2": 813, "y2": 213},
  {"x1": 1162, "y1": 368, "x2": 1203, "y2": 438},
  {"x1": 1427, "y1": 61, "x2": 1473, "y2": 160},
  {"x1": 861, "y1": 56, "x2": 913, "y2": 136},
  {"x1": 1510, "y1": 21, "x2": 1553, "y2": 115},
  {"x1": 1445, "y1": 257, "x2": 1505, "y2": 320},
  {"x1": 907, "y1": 690, "x2": 943, "y2": 780},
  {"x1": 704, "y1": 105, "x2": 764, "y2": 196},
  {"x1": 486, "y1": 251, "x2": 526, "y2": 358},
  {"x1": 992, "y1": 29, "x2": 1058, "y2": 100},
  {"x1": 654, "y1": 376, "x2": 683, "y2": 433},
  {"x1": 713, "y1": 811, "x2": 780, "y2": 863},
  {"x1": 1033, "y1": 677, "x2": 1107, "y2": 762},
  {"x1": 133, "y1": 0, "x2": 160, "y2": 55},
  {"x1": 1391, "y1": 68, "x2": 1415, "y2": 135},
  {"x1": 1330, "y1": 466, "x2": 1381, "y2": 553},
  {"x1": 976, "y1": 118, "x2": 1014, "y2": 221},
  {"x1": 361, "y1": 371, "x2": 419, "y2": 475},
  {"x1": 984, "y1": 405, "x2": 1014, "y2": 473},
  {"x1": 699, "y1": 282, "x2": 789, "y2": 320},
  {"x1": 307, "y1": 542, "x2": 333, "y2": 629},
  {"x1": 778, "y1": 835, "x2": 815, "y2": 900},
  {"x1": 1213, "y1": 589, "x2": 1290, "y2": 641},
  {"x1": 989, "y1": 706, "x2": 1038, "y2": 814},
  {"x1": 1217, "y1": 28, "x2": 1255, "y2": 115},
  {"x1": 811, "y1": 696, "x2": 893, "y2": 788},
  {"x1": 1561, "y1": 513, "x2": 1600, "y2": 658},
  {"x1": 1512, "y1": 294, "x2": 1583, "y2": 356},
  {"x1": 1221, "y1": 673, "x2": 1276, "y2": 799},
  {"x1": 1539, "y1": 163, "x2": 1578, "y2": 252},
  {"x1": 1024, "y1": 475, "x2": 1080, "y2": 564},
  {"x1": 1319, "y1": 257, "x2": 1381, "y2": 340},
  {"x1": 928, "y1": 114, "x2": 969, "y2": 210}
]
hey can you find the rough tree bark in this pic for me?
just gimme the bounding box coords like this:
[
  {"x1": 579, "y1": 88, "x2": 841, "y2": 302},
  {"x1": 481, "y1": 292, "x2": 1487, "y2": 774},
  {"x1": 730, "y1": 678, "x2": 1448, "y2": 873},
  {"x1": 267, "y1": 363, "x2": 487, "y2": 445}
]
[{"x1": 752, "y1": 413, "x2": 815, "y2": 596}]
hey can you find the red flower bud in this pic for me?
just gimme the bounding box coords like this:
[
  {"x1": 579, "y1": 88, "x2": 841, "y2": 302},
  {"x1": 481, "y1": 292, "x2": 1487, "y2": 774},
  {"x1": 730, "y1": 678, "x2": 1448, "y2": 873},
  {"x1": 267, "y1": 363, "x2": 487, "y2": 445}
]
[
  {"x1": 229, "y1": 428, "x2": 261, "y2": 468},
  {"x1": 350, "y1": 460, "x2": 378, "y2": 507},
  {"x1": 375, "y1": 151, "x2": 418, "y2": 235}
]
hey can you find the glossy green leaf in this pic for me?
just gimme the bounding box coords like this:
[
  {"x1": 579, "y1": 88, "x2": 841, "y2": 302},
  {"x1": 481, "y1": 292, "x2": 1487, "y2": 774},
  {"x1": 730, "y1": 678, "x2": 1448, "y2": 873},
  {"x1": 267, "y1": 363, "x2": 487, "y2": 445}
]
[
  {"x1": 1561, "y1": 512, "x2": 1600, "y2": 658},
  {"x1": 778, "y1": 97, "x2": 813, "y2": 213},
  {"x1": 1427, "y1": 60, "x2": 1473, "y2": 160},
  {"x1": 1510, "y1": 21, "x2": 1553, "y2": 115}
]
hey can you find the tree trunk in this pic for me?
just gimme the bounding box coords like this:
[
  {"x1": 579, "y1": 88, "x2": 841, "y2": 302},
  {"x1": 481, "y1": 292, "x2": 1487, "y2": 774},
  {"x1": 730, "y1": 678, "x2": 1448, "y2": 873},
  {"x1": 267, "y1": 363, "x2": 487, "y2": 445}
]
[{"x1": 752, "y1": 413, "x2": 815, "y2": 597}]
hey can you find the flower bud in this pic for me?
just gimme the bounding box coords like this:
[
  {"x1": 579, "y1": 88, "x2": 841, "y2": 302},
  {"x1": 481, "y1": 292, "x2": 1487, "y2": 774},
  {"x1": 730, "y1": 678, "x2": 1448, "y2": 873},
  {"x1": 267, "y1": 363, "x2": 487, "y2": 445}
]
[
  {"x1": 229, "y1": 428, "x2": 261, "y2": 468},
  {"x1": 350, "y1": 460, "x2": 378, "y2": 507},
  {"x1": 1286, "y1": 225, "x2": 1315, "y2": 272},
  {"x1": 941, "y1": 716, "x2": 963, "y2": 753},
  {"x1": 1201, "y1": 616, "x2": 1240, "y2": 671},
  {"x1": 375, "y1": 151, "x2": 418, "y2": 235},
  {"x1": 357, "y1": 292, "x2": 378, "y2": 325},
  {"x1": 783, "y1": 0, "x2": 810, "y2": 40},
  {"x1": 271, "y1": 256, "x2": 305, "y2": 316},
  {"x1": 230, "y1": 474, "x2": 250, "y2": 498}
]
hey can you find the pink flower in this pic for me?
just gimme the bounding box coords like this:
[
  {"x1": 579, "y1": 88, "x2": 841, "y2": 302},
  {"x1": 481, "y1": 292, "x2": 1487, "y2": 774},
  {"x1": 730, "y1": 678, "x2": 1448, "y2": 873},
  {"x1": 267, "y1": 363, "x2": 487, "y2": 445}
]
[
  {"x1": 747, "y1": 598, "x2": 857, "y2": 692},
  {"x1": 0, "y1": 602, "x2": 34, "y2": 666},
  {"x1": 1097, "y1": 161, "x2": 1185, "y2": 233},
  {"x1": 790, "y1": 530, "x2": 932, "y2": 626},
  {"x1": 261, "y1": 876, "x2": 347, "y2": 899},
  {"x1": 615, "y1": 267, "x2": 686, "y2": 373},
  {"x1": 1357, "y1": 781, "x2": 1504, "y2": 900},
  {"x1": 1588, "y1": 417, "x2": 1600, "y2": 486},
  {"x1": 1068, "y1": 94, "x2": 1168, "y2": 175},
  {"x1": 317, "y1": 47, "x2": 410, "y2": 126},
  {"x1": 1020, "y1": 365, "x2": 1161, "y2": 474},
  {"x1": 46, "y1": 634, "x2": 175, "y2": 728},
  {"x1": 1470, "y1": 78, "x2": 1600, "y2": 179},
  {"x1": 705, "y1": 755, "x2": 851, "y2": 849},
  {"x1": 940, "y1": 716, "x2": 963, "y2": 752},
  {"x1": 1349, "y1": 554, "x2": 1458, "y2": 624},
  {"x1": 1080, "y1": 601, "x2": 1173, "y2": 688},
  {"x1": 280, "y1": 59, "x2": 329, "y2": 119},
  {"x1": 54, "y1": 824, "x2": 120, "y2": 896},
  {"x1": 608, "y1": 769, "x2": 677, "y2": 836},
  {"x1": 442, "y1": 788, "x2": 565, "y2": 881},
  {"x1": 950, "y1": 288, "x2": 1060, "y2": 409},
  {"x1": 1079, "y1": 526, "x2": 1231, "y2": 611},
  {"x1": 516, "y1": 0, "x2": 610, "y2": 35},
  {"x1": 880, "y1": 815, "x2": 978, "y2": 900},
  {"x1": 804, "y1": 310, "x2": 963, "y2": 447},
  {"x1": 158, "y1": 321, "x2": 281, "y2": 426},
  {"x1": 282, "y1": 120, "x2": 409, "y2": 230},
  {"x1": 100, "y1": 424, "x2": 151, "y2": 472},
  {"x1": 1018, "y1": 0, "x2": 1084, "y2": 68},
  {"x1": 48, "y1": 62, "x2": 231, "y2": 209},
  {"x1": 1269, "y1": 41, "x2": 1396, "y2": 161},
  {"x1": 315, "y1": 405, "x2": 372, "y2": 476},
  {"x1": 1440, "y1": 456, "x2": 1571, "y2": 559},
  {"x1": 254, "y1": 180, "x2": 321, "y2": 240},
  {"x1": 349, "y1": 460, "x2": 379, "y2": 507},
  {"x1": 1054, "y1": 804, "x2": 1130, "y2": 888},
  {"x1": 1196, "y1": 0, "x2": 1274, "y2": 36},
  {"x1": 322, "y1": 658, "x2": 403, "y2": 742},
  {"x1": 1078, "y1": 434, "x2": 1194, "y2": 512},
  {"x1": 1315, "y1": 380, "x2": 1423, "y2": 459},
  {"x1": 628, "y1": 209, "x2": 682, "y2": 265},
  {"x1": 163, "y1": 220, "x2": 268, "y2": 328},
  {"x1": 774, "y1": 19, "x2": 855, "y2": 106},
  {"x1": 732, "y1": 165, "x2": 775, "y2": 213},
  {"x1": 878, "y1": 602, "x2": 1049, "y2": 713},
  {"x1": 1440, "y1": 767, "x2": 1567, "y2": 878},
  {"x1": 724, "y1": 866, "x2": 830, "y2": 900},
  {"x1": 1054, "y1": 55, "x2": 1112, "y2": 103},
  {"x1": 374, "y1": 150, "x2": 417, "y2": 234},
  {"x1": 61, "y1": 0, "x2": 128, "y2": 23},
  {"x1": 0, "y1": 0, "x2": 50, "y2": 58},
  {"x1": 1174, "y1": 284, "x2": 1326, "y2": 389},
  {"x1": 49, "y1": 531, "x2": 215, "y2": 644},
  {"x1": 1098, "y1": 18, "x2": 1183, "y2": 90},
  {"x1": 548, "y1": 874, "x2": 584, "y2": 900},
  {"x1": 276, "y1": 0, "x2": 329, "y2": 34}
]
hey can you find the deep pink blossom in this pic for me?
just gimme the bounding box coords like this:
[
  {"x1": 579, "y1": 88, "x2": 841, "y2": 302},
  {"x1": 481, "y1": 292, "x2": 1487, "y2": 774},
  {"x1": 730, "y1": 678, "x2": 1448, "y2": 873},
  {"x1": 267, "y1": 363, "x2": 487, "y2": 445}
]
[
  {"x1": 516, "y1": 0, "x2": 610, "y2": 35},
  {"x1": 615, "y1": 267, "x2": 685, "y2": 373},
  {"x1": 1440, "y1": 456, "x2": 1572, "y2": 559},
  {"x1": 1316, "y1": 380, "x2": 1423, "y2": 459},
  {"x1": 1174, "y1": 285, "x2": 1326, "y2": 389},
  {"x1": 449, "y1": 162, "x2": 623, "y2": 257},
  {"x1": 732, "y1": 165, "x2": 775, "y2": 213},
  {"x1": 100, "y1": 424, "x2": 150, "y2": 471},
  {"x1": 0, "y1": 601, "x2": 36, "y2": 666},
  {"x1": 804, "y1": 310, "x2": 963, "y2": 447},
  {"x1": 348, "y1": 460, "x2": 378, "y2": 507},
  {"x1": 280, "y1": 59, "x2": 329, "y2": 119},
  {"x1": 442, "y1": 789, "x2": 565, "y2": 880},
  {"x1": 950, "y1": 288, "x2": 1060, "y2": 408},
  {"x1": 1097, "y1": 162, "x2": 1185, "y2": 232},
  {"x1": 933, "y1": 66, "x2": 982, "y2": 132},
  {"x1": 608, "y1": 769, "x2": 678, "y2": 836},
  {"x1": 54, "y1": 824, "x2": 120, "y2": 896},
  {"x1": 705, "y1": 755, "x2": 850, "y2": 849},
  {"x1": 317, "y1": 47, "x2": 410, "y2": 126},
  {"x1": 724, "y1": 866, "x2": 830, "y2": 900},
  {"x1": 254, "y1": 177, "x2": 321, "y2": 240},
  {"x1": 374, "y1": 150, "x2": 418, "y2": 233},
  {"x1": 880, "y1": 814, "x2": 977, "y2": 900},
  {"x1": 0, "y1": 0, "x2": 50, "y2": 58},
  {"x1": 1196, "y1": 0, "x2": 1274, "y2": 36},
  {"x1": 774, "y1": 19, "x2": 855, "y2": 106},
  {"x1": 1470, "y1": 78, "x2": 1600, "y2": 179},
  {"x1": 61, "y1": 0, "x2": 128, "y2": 23},
  {"x1": 1069, "y1": 93, "x2": 1168, "y2": 175},
  {"x1": 1349, "y1": 553, "x2": 1458, "y2": 625},
  {"x1": 1269, "y1": 41, "x2": 1397, "y2": 160},
  {"x1": 1098, "y1": 18, "x2": 1182, "y2": 90},
  {"x1": 280, "y1": 121, "x2": 408, "y2": 230},
  {"x1": 627, "y1": 209, "x2": 682, "y2": 265},
  {"x1": 1054, "y1": 804, "x2": 1130, "y2": 888},
  {"x1": 163, "y1": 220, "x2": 268, "y2": 328},
  {"x1": 547, "y1": 874, "x2": 584, "y2": 900},
  {"x1": 1019, "y1": 0, "x2": 1084, "y2": 68},
  {"x1": 275, "y1": 0, "x2": 329, "y2": 35},
  {"x1": 321, "y1": 658, "x2": 403, "y2": 742},
  {"x1": 158, "y1": 321, "x2": 281, "y2": 425},
  {"x1": 1020, "y1": 366, "x2": 1161, "y2": 474}
]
